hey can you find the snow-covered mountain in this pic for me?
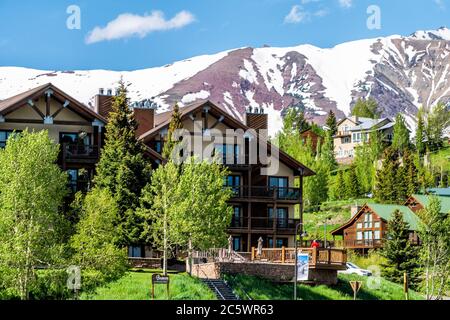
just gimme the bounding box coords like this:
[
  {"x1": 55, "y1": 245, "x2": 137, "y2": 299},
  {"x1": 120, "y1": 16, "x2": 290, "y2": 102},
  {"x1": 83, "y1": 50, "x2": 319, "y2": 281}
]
[{"x1": 2, "y1": 28, "x2": 450, "y2": 136}]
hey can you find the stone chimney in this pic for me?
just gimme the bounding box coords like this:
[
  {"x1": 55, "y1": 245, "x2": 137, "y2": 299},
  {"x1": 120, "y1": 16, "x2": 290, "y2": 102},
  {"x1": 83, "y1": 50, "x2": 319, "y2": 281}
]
[
  {"x1": 350, "y1": 205, "x2": 362, "y2": 218},
  {"x1": 94, "y1": 88, "x2": 114, "y2": 119},
  {"x1": 244, "y1": 106, "x2": 268, "y2": 137}
]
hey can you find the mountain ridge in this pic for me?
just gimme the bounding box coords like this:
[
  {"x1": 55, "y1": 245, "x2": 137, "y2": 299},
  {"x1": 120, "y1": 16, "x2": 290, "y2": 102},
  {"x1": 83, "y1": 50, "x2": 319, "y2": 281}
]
[{"x1": 2, "y1": 28, "x2": 450, "y2": 136}]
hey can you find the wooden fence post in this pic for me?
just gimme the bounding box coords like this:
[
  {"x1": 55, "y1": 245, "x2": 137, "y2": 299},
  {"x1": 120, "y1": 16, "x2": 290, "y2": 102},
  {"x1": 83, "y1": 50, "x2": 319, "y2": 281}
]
[
  {"x1": 281, "y1": 246, "x2": 286, "y2": 263},
  {"x1": 251, "y1": 247, "x2": 255, "y2": 261}
]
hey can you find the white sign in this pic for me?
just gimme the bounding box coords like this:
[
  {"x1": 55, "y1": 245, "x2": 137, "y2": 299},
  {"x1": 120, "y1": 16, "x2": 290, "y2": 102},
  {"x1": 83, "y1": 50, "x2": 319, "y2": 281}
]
[{"x1": 297, "y1": 253, "x2": 309, "y2": 281}]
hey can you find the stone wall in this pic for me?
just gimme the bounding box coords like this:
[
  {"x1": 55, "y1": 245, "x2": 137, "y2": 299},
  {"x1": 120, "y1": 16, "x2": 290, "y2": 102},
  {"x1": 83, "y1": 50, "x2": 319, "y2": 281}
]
[{"x1": 190, "y1": 262, "x2": 338, "y2": 285}]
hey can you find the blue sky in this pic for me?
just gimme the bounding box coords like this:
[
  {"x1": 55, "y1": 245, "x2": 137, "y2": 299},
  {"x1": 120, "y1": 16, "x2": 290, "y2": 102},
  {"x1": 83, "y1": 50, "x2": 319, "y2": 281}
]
[{"x1": 0, "y1": 0, "x2": 448, "y2": 70}]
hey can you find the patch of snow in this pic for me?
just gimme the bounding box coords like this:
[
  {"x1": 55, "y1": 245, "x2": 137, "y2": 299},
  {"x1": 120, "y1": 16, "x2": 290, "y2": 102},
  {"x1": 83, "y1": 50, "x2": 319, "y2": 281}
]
[
  {"x1": 239, "y1": 59, "x2": 259, "y2": 84},
  {"x1": 181, "y1": 90, "x2": 210, "y2": 104}
]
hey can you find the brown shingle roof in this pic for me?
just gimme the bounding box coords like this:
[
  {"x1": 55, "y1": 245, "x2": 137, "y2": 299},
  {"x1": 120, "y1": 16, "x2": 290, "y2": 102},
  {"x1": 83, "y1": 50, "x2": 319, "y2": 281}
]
[{"x1": 140, "y1": 100, "x2": 315, "y2": 176}]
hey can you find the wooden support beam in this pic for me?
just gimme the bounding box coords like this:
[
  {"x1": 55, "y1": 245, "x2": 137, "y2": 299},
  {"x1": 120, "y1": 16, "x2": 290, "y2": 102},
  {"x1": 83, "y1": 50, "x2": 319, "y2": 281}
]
[
  {"x1": 51, "y1": 100, "x2": 70, "y2": 119},
  {"x1": 27, "y1": 99, "x2": 45, "y2": 119}
]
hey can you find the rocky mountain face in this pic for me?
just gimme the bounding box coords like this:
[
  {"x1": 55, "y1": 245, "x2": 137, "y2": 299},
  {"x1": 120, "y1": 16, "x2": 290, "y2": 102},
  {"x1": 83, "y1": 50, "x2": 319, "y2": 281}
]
[{"x1": 1, "y1": 28, "x2": 450, "y2": 135}]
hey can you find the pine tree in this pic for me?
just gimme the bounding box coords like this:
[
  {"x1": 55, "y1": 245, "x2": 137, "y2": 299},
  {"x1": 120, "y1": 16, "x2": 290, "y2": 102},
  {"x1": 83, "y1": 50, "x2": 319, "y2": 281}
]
[
  {"x1": 351, "y1": 98, "x2": 379, "y2": 119},
  {"x1": 403, "y1": 151, "x2": 419, "y2": 197},
  {"x1": 94, "y1": 80, "x2": 152, "y2": 246},
  {"x1": 374, "y1": 147, "x2": 400, "y2": 203},
  {"x1": 392, "y1": 113, "x2": 411, "y2": 153},
  {"x1": 325, "y1": 110, "x2": 338, "y2": 136},
  {"x1": 415, "y1": 107, "x2": 426, "y2": 156},
  {"x1": 344, "y1": 165, "x2": 361, "y2": 199},
  {"x1": 333, "y1": 170, "x2": 345, "y2": 200},
  {"x1": 162, "y1": 103, "x2": 183, "y2": 159},
  {"x1": 381, "y1": 210, "x2": 420, "y2": 286}
]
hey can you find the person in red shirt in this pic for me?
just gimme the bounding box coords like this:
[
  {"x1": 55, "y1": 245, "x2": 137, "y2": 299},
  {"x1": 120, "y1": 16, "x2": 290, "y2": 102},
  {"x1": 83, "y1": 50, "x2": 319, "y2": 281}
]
[{"x1": 311, "y1": 239, "x2": 320, "y2": 248}]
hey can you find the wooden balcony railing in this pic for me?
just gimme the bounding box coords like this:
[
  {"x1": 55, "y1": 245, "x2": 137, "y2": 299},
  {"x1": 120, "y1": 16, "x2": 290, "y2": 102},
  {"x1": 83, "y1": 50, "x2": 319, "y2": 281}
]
[
  {"x1": 62, "y1": 143, "x2": 99, "y2": 161},
  {"x1": 251, "y1": 247, "x2": 347, "y2": 269},
  {"x1": 228, "y1": 186, "x2": 301, "y2": 201},
  {"x1": 229, "y1": 217, "x2": 300, "y2": 231},
  {"x1": 344, "y1": 239, "x2": 383, "y2": 248}
]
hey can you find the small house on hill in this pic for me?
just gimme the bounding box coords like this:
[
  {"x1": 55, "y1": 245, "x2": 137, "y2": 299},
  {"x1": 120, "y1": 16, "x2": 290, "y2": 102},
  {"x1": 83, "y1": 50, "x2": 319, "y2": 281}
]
[
  {"x1": 300, "y1": 128, "x2": 323, "y2": 152},
  {"x1": 331, "y1": 204, "x2": 420, "y2": 252},
  {"x1": 405, "y1": 194, "x2": 450, "y2": 214}
]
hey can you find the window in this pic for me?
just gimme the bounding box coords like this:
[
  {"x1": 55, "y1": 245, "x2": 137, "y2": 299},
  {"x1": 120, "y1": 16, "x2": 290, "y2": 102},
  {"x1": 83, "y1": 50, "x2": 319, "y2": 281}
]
[
  {"x1": 60, "y1": 132, "x2": 91, "y2": 146},
  {"x1": 343, "y1": 137, "x2": 351, "y2": 144},
  {"x1": 364, "y1": 231, "x2": 373, "y2": 240},
  {"x1": 224, "y1": 175, "x2": 241, "y2": 196},
  {"x1": 374, "y1": 230, "x2": 381, "y2": 240},
  {"x1": 67, "y1": 169, "x2": 91, "y2": 193},
  {"x1": 357, "y1": 232, "x2": 363, "y2": 240},
  {"x1": 128, "y1": 246, "x2": 142, "y2": 258},
  {"x1": 0, "y1": 130, "x2": 21, "y2": 148},
  {"x1": 232, "y1": 237, "x2": 241, "y2": 252},
  {"x1": 276, "y1": 239, "x2": 286, "y2": 248},
  {"x1": 215, "y1": 144, "x2": 240, "y2": 164},
  {"x1": 356, "y1": 223, "x2": 363, "y2": 229},
  {"x1": 269, "y1": 177, "x2": 289, "y2": 198},
  {"x1": 374, "y1": 222, "x2": 380, "y2": 228},
  {"x1": 268, "y1": 207, "x2": 288, "y2": 228},
  {"x1": 155, "y1": 141, "x2": 162, "y2": 153},
  {"x1": 364, "y1": 213, "x2": 373, "y2": 228},
  {"x1": 231, "y1": 206, "x2": 242, "y2": 227}
]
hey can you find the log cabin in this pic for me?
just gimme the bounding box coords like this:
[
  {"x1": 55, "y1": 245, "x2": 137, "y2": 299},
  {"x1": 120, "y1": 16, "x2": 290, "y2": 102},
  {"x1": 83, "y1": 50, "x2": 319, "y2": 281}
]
[{"x1": 331, "y1": 204, "x2": 421, "y2": 252}]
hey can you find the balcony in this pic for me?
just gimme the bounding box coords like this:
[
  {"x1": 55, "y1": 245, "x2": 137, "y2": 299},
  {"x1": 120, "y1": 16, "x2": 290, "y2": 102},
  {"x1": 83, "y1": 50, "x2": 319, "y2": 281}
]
[
  {"x1": 229, "y1": 217, "x2": 300, "y2": 232},
  {"x1": 229, "y1": 186, "x2": 301, "y2": 202},
  {"x1": 61, "y1": 144, "x2": 99, "y2": 163},
  {"x1": 343, "y1": 239, "x2": 384, "y2": 249}
]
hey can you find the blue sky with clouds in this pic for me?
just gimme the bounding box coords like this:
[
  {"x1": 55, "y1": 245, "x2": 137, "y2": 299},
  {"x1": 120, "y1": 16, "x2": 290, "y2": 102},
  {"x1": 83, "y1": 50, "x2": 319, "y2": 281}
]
[{"x1": 0, "y1": 0, "x2": 448, "y2": 70}]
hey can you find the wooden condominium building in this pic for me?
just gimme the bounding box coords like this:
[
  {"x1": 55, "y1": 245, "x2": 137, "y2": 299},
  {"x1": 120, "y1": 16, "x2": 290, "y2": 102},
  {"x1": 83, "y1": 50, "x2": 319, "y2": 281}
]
[
  {"x1": 332, "y1": 194, "x2": 450, "y2": 251},
  {"x1": 0, "y1": 83, "x2": 107, "y2": 193},
  {"x1": 0, "y1": 84, "x2": 315, "y2": 255},
  {"x1": 139, "y1": 102, "x2": 315, "y2": 252}
]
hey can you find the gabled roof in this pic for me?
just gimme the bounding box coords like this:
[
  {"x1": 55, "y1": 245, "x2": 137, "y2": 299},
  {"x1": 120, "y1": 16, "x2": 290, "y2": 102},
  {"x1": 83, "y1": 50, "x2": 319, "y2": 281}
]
[
  {"x1": 369, "y1": 204, "x2": 420, "y2": 230},
  {"x1": 427, "y1": 188, "x2": 450, "y2": 197},
  {"x1": 411, "y1": 194, "x2": 450, "y2": 214},
  {"x1": 0, "y1": 83, "x2": 107, "y2": 124},
  {"x1": 140, "y1": 100, "x2": 315, "y2": 176},
  {"x1": 331, "y1": 203, "x2": 420, "y2": 235}
]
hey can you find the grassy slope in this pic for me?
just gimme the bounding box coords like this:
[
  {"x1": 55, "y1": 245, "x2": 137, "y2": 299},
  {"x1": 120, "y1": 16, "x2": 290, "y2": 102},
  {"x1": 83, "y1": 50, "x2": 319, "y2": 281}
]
[
  {"x1": 81, "y1": 270, "x2": 216, "y2": 300},
  {"x1": 430, "y1": 141, "x2": 450, "y2": 171},
  {"x1": 225, "y1": 274, "x2": 423, "y2": 301},
  {"x1": 304, "y1": 199, "x2": 376, "y2": 241}
]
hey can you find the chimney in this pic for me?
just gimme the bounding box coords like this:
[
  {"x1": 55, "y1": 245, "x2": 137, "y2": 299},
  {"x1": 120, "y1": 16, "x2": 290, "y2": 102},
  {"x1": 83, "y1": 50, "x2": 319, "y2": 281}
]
[
  {"x1": 94, "y1": 88, "x2": 115, "y2": 119},
  {"x1": 133, "y1": 100, "x2": 155, "y2": 137},
  {"x1": 351, "y1": 205, "x2": 362, "y2": 218},
  {"x1": 244, "y1": 106, "x2": 268, "y2": 136}
]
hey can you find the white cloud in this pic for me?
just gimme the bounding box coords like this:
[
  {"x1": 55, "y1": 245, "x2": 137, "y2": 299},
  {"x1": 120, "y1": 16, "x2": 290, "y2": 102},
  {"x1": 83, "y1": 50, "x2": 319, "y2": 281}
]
[
  {"x1": 284, "y1": 4, "x2": 328, "y2": 24},
  {"x1": 284, "y1": 5, "x2": 309, "y2": 24},
  {"x1": 86, "y1": 10, "x2": 195, "y2": 44},
  {"x1": 339, "y1": 0, "x2": 353, "y2": 8},
  {"x1": 434, "y1": 0, "x2": 445, "y2": 9}
]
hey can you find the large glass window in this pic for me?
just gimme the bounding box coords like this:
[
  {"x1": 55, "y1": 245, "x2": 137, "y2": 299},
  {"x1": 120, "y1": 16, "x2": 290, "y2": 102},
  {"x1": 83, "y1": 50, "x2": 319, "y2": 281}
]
[
  {"x1": 364, "y1": 213, "x2": 373, "y2": 228},
  {"x1": 224, "y1": 175, "x2": 241, "y2": 196},
  {"x1": 232, "y1": 206, "x2": 242, "y2": 227},
  {"x1": 356, "y1": 232, "x2": 363, "y2": 240},
  {"x1": 374, "y1": 230, "x2": 381, "y2": 240},
  {"x1": 269, "y1": 177, "x2": 289, "y2": 198},
  {"x1": 215, "y1": 144, "x2": 240, "y2": 164},
  {"x1": 268, "y1": 207, "x2": 288, "y2": 228},
  {"x1": 0, "y1": 130, "x2": 21, "y2": 148}
]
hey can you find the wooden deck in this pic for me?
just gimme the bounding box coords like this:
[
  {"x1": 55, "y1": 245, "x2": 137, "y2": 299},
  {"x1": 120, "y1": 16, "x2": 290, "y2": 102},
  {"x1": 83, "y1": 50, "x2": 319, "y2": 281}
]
[{"x1": 250, "y1": 247, "x2": 347, "y2": 270}]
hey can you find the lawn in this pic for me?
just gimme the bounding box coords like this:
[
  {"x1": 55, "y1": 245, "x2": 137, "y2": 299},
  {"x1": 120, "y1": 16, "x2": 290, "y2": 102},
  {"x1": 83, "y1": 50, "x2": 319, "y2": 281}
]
[
  {"x1": 224, "y1": 273, "x2": 424, "y2": 300},
  {"x1": 81, "y1": 269, "x2": 216, "y2": 300}
]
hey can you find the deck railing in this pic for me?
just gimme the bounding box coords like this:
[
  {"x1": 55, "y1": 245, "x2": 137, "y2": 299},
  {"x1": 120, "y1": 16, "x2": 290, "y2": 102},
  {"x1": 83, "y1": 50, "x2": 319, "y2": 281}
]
[
  {"x1": 229, "y1": 217, "x2": 300, "y2": 231},
  {"x1": 251, "y1": 247, "x2": 347, "y2": 268},
  {"x1": 62, "y1": 143, "x2": 99, "y2": 160},
  {"x1": 228, "y1": 186, "x2": 301, "y2": 201}
]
